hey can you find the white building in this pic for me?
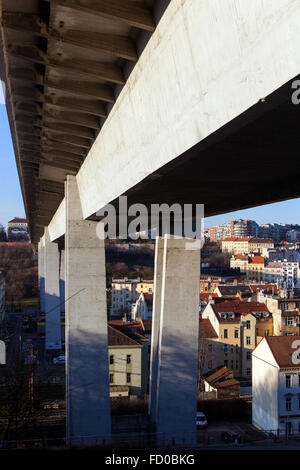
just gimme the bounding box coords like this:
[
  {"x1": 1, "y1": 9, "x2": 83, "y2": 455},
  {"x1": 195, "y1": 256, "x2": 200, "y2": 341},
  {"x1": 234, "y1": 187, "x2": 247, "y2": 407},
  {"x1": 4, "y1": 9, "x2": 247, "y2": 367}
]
[
  {"x1": 252, "y1": 336, "x2": 300, "y2": 436},
  {"x1": 131, "y1": 292, "x2": 153, "y2": 320},
  {"x1": 110, "y1": 278, "x2": 153, "y2": 318},
  {"x1": 263, "y1": 260, "x2": 300, "y2": 288}
]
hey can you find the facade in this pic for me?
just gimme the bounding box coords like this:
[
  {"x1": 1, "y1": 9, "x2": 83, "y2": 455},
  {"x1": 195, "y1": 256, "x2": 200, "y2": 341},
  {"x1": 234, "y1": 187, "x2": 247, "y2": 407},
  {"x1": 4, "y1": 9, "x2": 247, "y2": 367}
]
[
  {"x1": 208, "y1": 220, "x2": 259, "y2": 243},
  {"x1": 108, "y1": 323, "x2": 149, "y2": 396},
  {"x1": 202, "y1": 301, "x2": 273, "y2": 378},
  {"x1": 131, "y1": 292, "x2": 153, "y2": 320},
  {"x1": 222, "y1": 237, "x2": 274, "y2": 255},
  {"x1": 110, "y1": 278, "x2": 153, "y2": 317},
  {"x1": 7, "y1": 217, "x2": 29, "y2": 241},
  {"x1": 203, "y1": 366, "x2": 240, "y2": 399},
  {"x1": 252, "y1": 336, "x2": 300, "y2": 436},
  {"x1": 260, "y1": 289, "x2": 300, "y2": 336},
  {"x1": 263, "y1": 260, "x2": 300, "y2": 288},
  {"x1": 214, "y1": 285, "x2": 252, "y2": 299}
]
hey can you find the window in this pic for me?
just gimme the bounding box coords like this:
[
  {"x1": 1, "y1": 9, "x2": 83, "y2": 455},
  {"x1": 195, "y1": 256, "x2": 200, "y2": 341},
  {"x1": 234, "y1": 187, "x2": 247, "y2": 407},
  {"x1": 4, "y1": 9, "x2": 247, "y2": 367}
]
[
  {"x1": 126, "y1": 355, "x2": 131, "y2": 364},
  {"x1": 246, "y1": 368, "x2": 251, "y2": 377},
  {"x1": 236, "y1": 360, "x2": 239, "y2": 369},
  {"x1": 223, "y1": 345, "x2": 228, "y2": 355},
  {"x1": 286, "y1": 318, "x2": 293, "y2": 326},
  {"x1": 231, "y1": 345, "x2": 234, "y2": 354},
  {"x1": 109, "y1": 355, "x2": 114, "y2": 365},
  {"x1": 246, "y1": 336, "x2": 251, "y2": 345},
  {"x1": 246, "y1": 320, "x2": 251, "y2": 330},
  {"x1": 234, "y1": 330, "x2": 239, "y2": 338},
  {"x1": 286, "y1": 375, "x2": 291, "y2": 388},
  {"x1": 231, "y1": 360, "x2": 234, "y2": 369},
  {"x1": 286, "y1": 397, "x2": 292, "y2": 411},
  {"x1": 246, "y1": 351, "x2": 251, "y2": 361},
  {"x1": 126, "y1": 373, "x2": 131, "y2": 383},
  {"x1": 224, "y1": 360, "x2": 228, "y2": 368},
  {"x1": 109, "y1": 374, "x2": 114, "y2": 384},
  {"x1": 208, "y1": 343, "x2": 213, "y2": 353},
  {"x1": 236, "y1": 345, "x2": 239, "y2": 354},
  {"x1": 224, "y1": 329, "x2": 228, "y2": 339},
  {"x1": 265, "y1": 329, "x2": 269, "y2": 336}
]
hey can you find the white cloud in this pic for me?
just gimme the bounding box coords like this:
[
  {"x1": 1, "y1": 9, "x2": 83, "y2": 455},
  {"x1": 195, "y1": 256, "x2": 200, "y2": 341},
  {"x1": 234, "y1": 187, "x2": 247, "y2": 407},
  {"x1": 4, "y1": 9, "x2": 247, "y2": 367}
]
[{"x1": 0, "y1": 81, "x2": 6, "y2": 105}]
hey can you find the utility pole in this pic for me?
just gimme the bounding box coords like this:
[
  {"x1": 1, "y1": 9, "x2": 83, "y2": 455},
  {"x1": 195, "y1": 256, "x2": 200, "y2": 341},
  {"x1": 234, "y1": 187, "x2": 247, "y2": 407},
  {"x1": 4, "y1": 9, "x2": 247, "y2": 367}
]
[{"x1": 29, "y1": 343, "x2": 34, "y2": 410}]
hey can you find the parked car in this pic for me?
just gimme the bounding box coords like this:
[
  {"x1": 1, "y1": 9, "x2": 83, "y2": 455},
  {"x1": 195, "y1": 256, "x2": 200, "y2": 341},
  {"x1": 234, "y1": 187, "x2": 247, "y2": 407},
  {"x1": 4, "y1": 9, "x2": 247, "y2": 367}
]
[
  {"x1": 222, "y1": 431, "x2": 241, "y2": 443},
  {"x1": 196, "y1": 412, "x2": 207, "y2": 429},
  {"x1": 53, "y1": 355, "x2": 65, "y2": 364}
]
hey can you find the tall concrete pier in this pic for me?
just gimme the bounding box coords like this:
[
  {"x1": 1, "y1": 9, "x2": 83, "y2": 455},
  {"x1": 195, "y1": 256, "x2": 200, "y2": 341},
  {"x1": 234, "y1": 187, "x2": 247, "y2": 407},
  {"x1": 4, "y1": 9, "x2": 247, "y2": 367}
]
[
  {"x1": 44, "y1": 228, "x2": 62, "y2": 352},
  {"x1": 65, "y1": 176, "x2": 111, "y2": 445},
  {"x1": 150, "y1": 236, "x2": 201, "y2": 444}
]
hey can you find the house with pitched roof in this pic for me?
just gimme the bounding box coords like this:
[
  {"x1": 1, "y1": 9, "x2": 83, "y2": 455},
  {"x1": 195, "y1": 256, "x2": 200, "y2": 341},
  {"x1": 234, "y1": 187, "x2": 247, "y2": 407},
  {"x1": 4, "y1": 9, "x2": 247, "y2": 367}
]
[
  {"x1": 252, "y1": 336, "x2": 300, "y2": 436},
  {"x1": 108, "y1": 323, "x2": 149, "y2": 396},
  {"x1": 131, "y1": 292, "x2": 153, "y2": 320},
  {"x1": 203, "y1": 365, "x2": 240, "y2": 399},
  {"x1": 202, "y1": 300, "x2": 273, "y2": 378}
]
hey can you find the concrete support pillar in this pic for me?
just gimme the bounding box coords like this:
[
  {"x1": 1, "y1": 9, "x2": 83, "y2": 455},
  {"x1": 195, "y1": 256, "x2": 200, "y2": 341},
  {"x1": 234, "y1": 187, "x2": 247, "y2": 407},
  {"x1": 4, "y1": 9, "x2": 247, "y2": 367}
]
[
  {"x1": 153, "y1": 236, "x2": 200, "y2": 445},
  {"x1": 60, "y1": 250, "x2": 65, "y2": 314},
  {"x1": 65, "y1": 175, "x2": 111, "y2": 446},
  {"x1": 38, "y1": 239, "x2": 45, "y2": 313},
  {"x1": 149, "y1": 237, "x2": 164, "y2": 424},
  {"x1": 44, "y1": 228, "x2": 62, "y2": 352}
]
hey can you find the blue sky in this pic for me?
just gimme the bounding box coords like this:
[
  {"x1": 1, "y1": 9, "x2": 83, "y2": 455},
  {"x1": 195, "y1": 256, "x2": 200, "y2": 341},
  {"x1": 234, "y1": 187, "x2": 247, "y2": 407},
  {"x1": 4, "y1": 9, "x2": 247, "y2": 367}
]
[
  {"x1": 0, "y1": 86, "x2": 25, "y2": 230},
  {"x1": 0, "y1": 84, "x2": 300, "y2": 231},
  {"x1": 205, "y1": 199, "x2": 300, "y2": 228}
]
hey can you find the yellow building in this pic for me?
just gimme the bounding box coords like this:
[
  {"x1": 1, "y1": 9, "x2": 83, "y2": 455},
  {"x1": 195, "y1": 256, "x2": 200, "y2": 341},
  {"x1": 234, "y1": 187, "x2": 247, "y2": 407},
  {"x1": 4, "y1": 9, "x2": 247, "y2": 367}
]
[
  {"x1": 202, "y1": 300, "x2": 273, "y2": 378},
  {"x1": 222, "y1": 237, "x2": 274, "y2": 255},
  {"x1": 247, "y1": 256, "x2": 265, "y2": 281},
  {"x1": 111, "y1": 278, "x2": 153, "y2": 317},
  {"x1": 108, "y1": 323, "x2": 149, "y2": 396},
  {"x1": 136, "y1": 280, "x2": 154, "y2": 295}
]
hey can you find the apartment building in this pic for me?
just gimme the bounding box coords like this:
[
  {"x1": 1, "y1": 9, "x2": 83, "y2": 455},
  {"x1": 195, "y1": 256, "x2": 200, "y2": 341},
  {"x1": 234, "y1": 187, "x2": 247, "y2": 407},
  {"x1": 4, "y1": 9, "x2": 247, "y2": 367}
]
[
  {"x1": 131, "y1": 292, "x2": 153, "y2": 320},
  {"x1": 222, "y1": 237, "x2": 274, "y2": 255},
  {"x1": 110, "y1": 278, "x2": 153, "y2": 317},
  {"x1": 252, "y1": 336, "x2": 300, "y2": 436},
  {"x1": 202, "y1": 300, "x2": 273, "y2": 378},
  {"x1": 263, "y1": 260, "x2": 300, "y2": 288},
  {"x1": 108, "y1": 322, "x2": 149, "y2": 396},
  {"x1": 259, "y1": 288, "x2": 300, "y2": 336}
]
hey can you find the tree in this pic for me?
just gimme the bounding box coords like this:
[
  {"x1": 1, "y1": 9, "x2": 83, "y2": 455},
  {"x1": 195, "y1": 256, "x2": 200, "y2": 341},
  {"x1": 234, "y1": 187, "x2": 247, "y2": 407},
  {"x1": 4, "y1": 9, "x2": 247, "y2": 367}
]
[{"x1": 0, "y1": 225, "x2": 7, "y2": 242}]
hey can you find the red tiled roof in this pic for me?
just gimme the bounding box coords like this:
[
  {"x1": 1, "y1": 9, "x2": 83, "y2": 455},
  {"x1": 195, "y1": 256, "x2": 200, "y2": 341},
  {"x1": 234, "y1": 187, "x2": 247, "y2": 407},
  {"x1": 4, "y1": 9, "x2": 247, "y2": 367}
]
[
  {"x1": 223, "y1": 237, "x2": 251, "y2": 242},
  {"x1": 249, "y1": 256, "x2": 264, "y2": 264},
  {"x1": 249, "y1": 284, "x2": 278, "y2": 294},
  {"x1": 200, "y1": 293, "x2": 219, "y2": 301},
  {"x1": 249, "y1": 238, "x2": 274, "y2": 243},
  {"x1": 108, "y1": 325, "x2": 141, "y2": 346},
  {"x1": 109, "y1": 320, "x2": 143, "y2": 329},
  {"x1": 212, "y1": 301, "x2": 269, "y2": 320},
  {"x1": 8, "y1": 217, "x2": 27, "y2": 223},
  {"x1": 234, "y1": 254, "x2": 249, "y2": 260},
  {"x1": 199, "y1": 318, "x2": 218, "y2": 338},
  {"x1": 203, "y1": 366, "x2": 240, "y2": 389},
  {"x1": 264, "y1": 336, "x2": 300, "y2": 368}
]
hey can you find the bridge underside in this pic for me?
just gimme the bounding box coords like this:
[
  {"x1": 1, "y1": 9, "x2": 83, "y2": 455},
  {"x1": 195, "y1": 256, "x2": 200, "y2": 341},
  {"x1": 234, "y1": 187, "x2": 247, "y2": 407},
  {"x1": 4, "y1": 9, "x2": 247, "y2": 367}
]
[{"x1": 107, "y1": 78, "x2": 300, "y2": 220}]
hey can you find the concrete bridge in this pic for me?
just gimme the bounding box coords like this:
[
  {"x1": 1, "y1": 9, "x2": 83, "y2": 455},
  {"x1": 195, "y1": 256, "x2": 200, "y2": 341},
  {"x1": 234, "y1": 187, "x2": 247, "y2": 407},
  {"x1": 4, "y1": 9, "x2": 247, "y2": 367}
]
[{"x1": 1, "y1": 0, "x2": 300, "y2": 445}]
